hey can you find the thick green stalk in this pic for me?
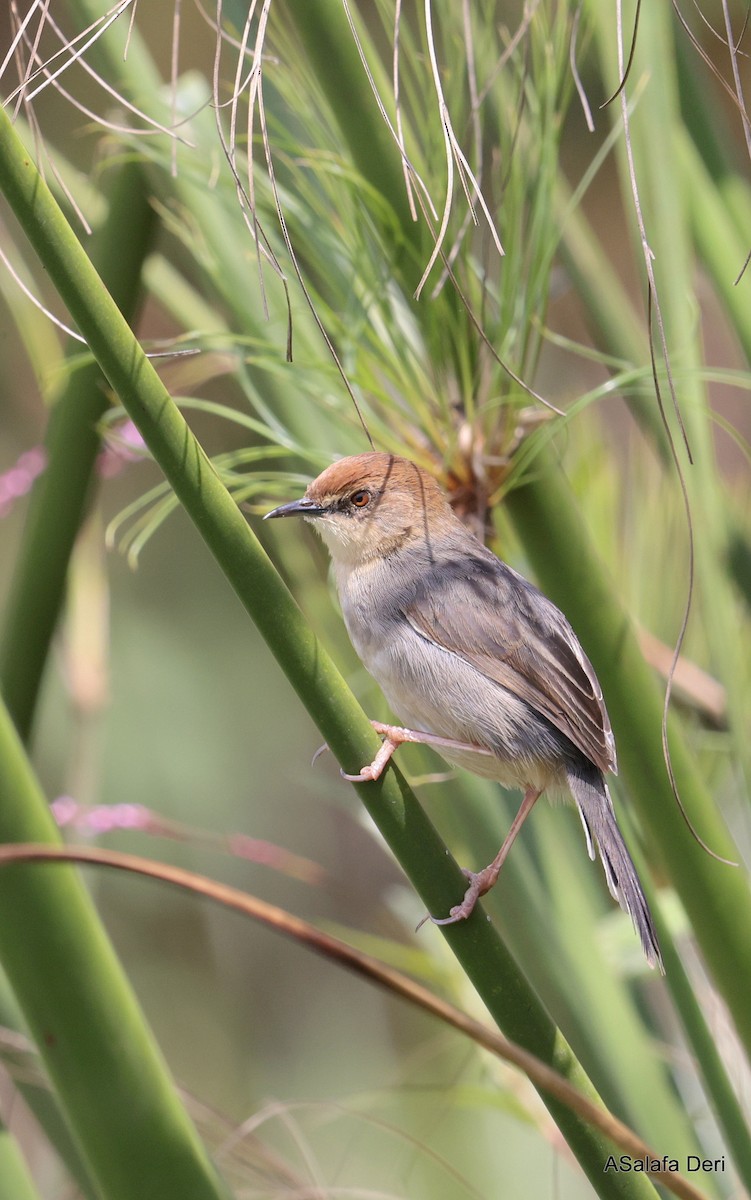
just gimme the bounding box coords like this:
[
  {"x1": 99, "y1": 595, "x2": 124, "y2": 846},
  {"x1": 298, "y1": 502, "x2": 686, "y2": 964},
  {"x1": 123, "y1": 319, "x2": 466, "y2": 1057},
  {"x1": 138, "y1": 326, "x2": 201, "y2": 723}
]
[
  {"x1": 0, "y1": 697, "x2": 230, "y2": 1200},
  {"x1": 0, "y1": 150, "x2": 229, "y2": 1200},
  {"x1": 590, "y1": 0, "x2": 751, "y2": 796},
  {"x1": 271, "y1": 0, "x2": 419, "y2": 251},
  {"x1": 627, "y1": 837, "x2": 751, "y2": 1190},
  {"x1": 554, "y1": 189, "x2": 669, "y2": 458},
  {"x1": 557, "y1": 173, "x2": 751, "y2": 604},
  {"x1": 677, "y1": 130, "x2": 751, "y2": 368},
  {"x1": 0, "y1": 104, "x2": 660, "y2": 1200},
  {"x1": 438, "y1": 777, "x2": 701, "y2": 1165},
  {"x1": 0, "y1": 160, "x2": 155, "y2": 742},
  {"x1": 0, "y1": 154, "x2": 172, "y2": 1200},
  {"x1": 0, "y1": 956, "x2": 97, "y2": 1196},
  {"x1": 674, "y1": 26, "x2": 748, "y2": 226},
  {"x1": 505, "y1": 455, "x2": 751, "y2": 1056},
  {"x1": 0, "y1": 1121, "x2": 42, "y2": 1200},
  {"x1": 272, "y1": 0, "x2": 469, "y2": 356}
]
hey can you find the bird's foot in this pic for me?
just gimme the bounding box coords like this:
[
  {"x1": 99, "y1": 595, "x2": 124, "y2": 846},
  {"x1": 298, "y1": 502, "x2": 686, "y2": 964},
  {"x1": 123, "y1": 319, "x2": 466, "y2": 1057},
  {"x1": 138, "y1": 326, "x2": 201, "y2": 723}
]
[
  {"x1": 340, "y1": 730, "x2": 402, "y2": 782},
  {"x1": 341, "y1": 721, "x2": 493, "y2": 783},
  {"x1": 313, "y1": 728, "x2": 403, "y2": 781},
  {"x1": 416, "y1": 866, "x2": 494, "y2": 929},
  {"x1": 416, "y1": 786, "x2": 542, "y2": 930}
]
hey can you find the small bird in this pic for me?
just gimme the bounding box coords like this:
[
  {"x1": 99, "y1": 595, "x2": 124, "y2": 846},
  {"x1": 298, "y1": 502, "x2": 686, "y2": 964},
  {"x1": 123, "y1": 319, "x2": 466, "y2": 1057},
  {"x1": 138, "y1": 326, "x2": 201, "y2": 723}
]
[{"x1": 265, "y1": 452, "x2": 662, "y2": 969}]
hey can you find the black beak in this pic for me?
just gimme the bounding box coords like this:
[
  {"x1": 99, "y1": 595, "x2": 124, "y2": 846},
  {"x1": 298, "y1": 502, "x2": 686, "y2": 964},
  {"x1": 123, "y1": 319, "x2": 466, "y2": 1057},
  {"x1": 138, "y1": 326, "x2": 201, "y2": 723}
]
[{"x1": 264, "y1": 496, "x2": 325, "y2": 520}]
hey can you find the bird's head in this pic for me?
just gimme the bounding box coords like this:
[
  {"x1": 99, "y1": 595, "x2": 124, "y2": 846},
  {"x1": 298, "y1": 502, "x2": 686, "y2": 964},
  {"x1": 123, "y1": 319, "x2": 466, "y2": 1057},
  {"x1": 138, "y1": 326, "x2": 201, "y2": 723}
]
[{"x1": 265, "y1": 452, "x2": 451, "y2": 564}]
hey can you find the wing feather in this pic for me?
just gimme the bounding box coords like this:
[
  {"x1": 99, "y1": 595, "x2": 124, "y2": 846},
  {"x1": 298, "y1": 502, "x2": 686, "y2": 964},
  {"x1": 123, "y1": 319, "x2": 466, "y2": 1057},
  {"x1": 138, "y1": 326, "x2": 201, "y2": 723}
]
[{"x1": 402, "y1": 550, "x2": 617, "y2": 775}]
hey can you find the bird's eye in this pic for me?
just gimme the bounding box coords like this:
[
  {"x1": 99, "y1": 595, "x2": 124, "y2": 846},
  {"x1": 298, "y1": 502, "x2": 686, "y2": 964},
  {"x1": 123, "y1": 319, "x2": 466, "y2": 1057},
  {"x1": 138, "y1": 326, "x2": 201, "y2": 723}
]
[{"x1": 350, "y1": 490, "x2": 371, "y2": 508}]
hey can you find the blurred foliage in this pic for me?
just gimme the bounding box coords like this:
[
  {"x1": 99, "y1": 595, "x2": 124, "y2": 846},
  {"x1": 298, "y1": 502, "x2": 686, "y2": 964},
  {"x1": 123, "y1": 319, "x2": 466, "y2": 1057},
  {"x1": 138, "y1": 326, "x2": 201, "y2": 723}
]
[{"x1": 0, "y1": 1, "x2": 750, "y2": 1198}]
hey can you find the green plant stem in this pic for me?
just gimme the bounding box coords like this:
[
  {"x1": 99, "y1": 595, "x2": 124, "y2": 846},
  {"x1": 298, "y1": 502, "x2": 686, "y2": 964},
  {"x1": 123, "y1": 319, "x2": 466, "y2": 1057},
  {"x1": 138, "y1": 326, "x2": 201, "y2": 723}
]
[
  {"x1": 0, "y1": 160, "x2": 155, "y2": 742},
  {"x1": 273, "y1": 0, "x2": 467, "y2": 356},
  {"x1": 0, "y1": 156, "x2": 173, "y2": 1200},
  {"x1": 0, "y1": 1121, "x2": 42, "y2": 1200},
  {"x1": 557, "y1": 174, "x2": 751, "y2": 605},
  {"x1": 0, "y1": 146, "x2": 229, "y2": 1200},
  {"x1": 555, "y1": 189, "x2": 669, "y2": 458},
  {"x1": 0, "y1": 841, "x2": 714, "y2": 1200},
  {"x1": 441, "y1": 777, "x2": 701, "y2": 1164},
  {"x1": 0, "y1": 696, "x2": 230, "y2": 1200},
  {"x1": 272, "y1": 0, "x2": 419, "y2": 253},
  {"x1": 677, "y1": 130, "x2": 751, "y2": 367},
  {"x1": 627, "y1": 838, "x2": 751, "y2": 1191},
  {"x1": 505, "y1": 453, "x2": 751, "y2": 1056},
  {"x1": 590, "y1": 0, "x2": 751, "y2": 797},
  {"x1": 0, "y1": 973, "x2": 96, "y2": 1198},
  {"x1": 0, "y1": 104, "x2": 661, "y2": 1200}
]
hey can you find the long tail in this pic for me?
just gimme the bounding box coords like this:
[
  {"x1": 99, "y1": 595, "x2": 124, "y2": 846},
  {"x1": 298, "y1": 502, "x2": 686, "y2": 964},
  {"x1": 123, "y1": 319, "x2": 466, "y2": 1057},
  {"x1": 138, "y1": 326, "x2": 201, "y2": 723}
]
[{"x1": 566, "y1": 763, "x2": 663, "y2": 972}]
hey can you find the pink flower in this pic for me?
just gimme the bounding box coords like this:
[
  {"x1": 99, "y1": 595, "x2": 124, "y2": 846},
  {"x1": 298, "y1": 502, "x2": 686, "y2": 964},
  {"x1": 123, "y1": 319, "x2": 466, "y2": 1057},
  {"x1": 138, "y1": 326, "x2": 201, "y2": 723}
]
[
  {"x1": 98, "y1": 420, "x2": 147, "y2": 478},
  {"x1": 0, "y1": 446, "x2": 47, "y2": 517}
]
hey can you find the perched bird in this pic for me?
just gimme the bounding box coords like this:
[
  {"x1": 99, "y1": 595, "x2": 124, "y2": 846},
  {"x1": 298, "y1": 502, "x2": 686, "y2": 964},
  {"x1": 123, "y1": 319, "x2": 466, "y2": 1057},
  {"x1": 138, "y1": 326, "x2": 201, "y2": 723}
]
[{"x1": 265, "y1": 452, "x2": 662, "y2": 969}]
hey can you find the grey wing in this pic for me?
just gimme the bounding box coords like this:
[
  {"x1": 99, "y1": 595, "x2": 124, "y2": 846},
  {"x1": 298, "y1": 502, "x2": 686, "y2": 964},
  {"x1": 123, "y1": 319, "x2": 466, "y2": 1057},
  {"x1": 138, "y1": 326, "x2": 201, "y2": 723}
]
[{"x1": 402, "y1": 550, "x2": 617, "y2": 775}]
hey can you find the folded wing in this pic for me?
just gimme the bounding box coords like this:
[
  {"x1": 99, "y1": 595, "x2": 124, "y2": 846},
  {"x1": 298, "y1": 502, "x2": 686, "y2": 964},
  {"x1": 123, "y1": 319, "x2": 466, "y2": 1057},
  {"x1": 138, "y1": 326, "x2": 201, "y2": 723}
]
[{"x1": 402, "y1": 550, "x2": 617, "y2": 775}]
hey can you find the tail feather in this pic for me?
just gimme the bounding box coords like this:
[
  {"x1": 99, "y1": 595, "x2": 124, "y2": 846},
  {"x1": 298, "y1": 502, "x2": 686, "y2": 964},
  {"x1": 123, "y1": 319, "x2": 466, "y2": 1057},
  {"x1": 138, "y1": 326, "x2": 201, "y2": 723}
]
[{"x1": 567, "y1": 764, "x2": 663, "y2": 973}]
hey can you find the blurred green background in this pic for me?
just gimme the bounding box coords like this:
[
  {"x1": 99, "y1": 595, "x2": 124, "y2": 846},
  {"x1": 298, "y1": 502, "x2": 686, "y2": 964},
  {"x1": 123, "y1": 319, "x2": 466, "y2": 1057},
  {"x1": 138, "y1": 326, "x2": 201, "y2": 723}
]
[{"x1": 1, "y1": 2, "x2": 750, "y2": 1198}]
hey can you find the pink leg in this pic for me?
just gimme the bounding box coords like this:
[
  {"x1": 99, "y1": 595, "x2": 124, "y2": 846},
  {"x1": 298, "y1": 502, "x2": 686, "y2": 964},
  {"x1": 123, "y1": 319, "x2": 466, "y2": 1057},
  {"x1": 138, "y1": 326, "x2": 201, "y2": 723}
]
[
  {"x1": 427, "y1": 787, "x2": 542, "y2": 926},
  {"x1": 340, "y1": 721, "x2": 494, "y2": 782}
]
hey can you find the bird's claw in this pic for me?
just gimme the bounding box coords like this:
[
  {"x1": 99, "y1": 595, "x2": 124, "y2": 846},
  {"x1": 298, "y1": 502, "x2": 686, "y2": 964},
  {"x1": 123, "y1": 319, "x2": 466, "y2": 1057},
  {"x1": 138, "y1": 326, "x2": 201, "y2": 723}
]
[
  {"x1": 416, "y1": 868, "x2": 486, "y2": 929},
  {"x1": 341, "y1": 727, "x2": 403, "y2": 783},
  {"x1": 311, "y1": 742, "x2": 330, "y2": 767},
  {"x1": 322, "y1": 721, "x2": 494, "y2": 785},
  {"x1": 340, "y1": 764, "x2": 377, "y2": 782}
]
